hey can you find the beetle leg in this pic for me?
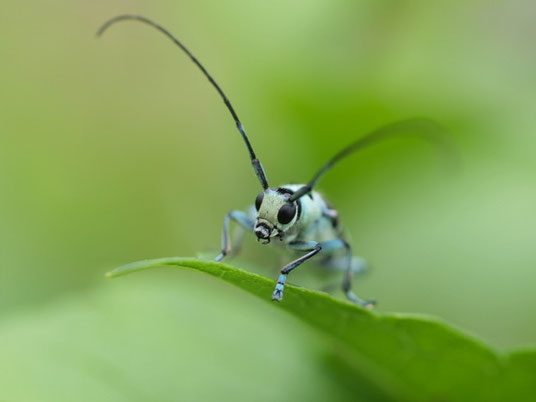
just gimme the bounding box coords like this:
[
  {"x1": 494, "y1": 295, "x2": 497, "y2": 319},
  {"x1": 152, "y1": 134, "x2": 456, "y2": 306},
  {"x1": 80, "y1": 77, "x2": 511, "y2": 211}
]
[
  {"x1": 214, "y1": 210, "x2": 254, "y2": 262},
  {"x1": 272, "y1": 238, "x2": 357, "y2": 302},
  {"x1": 272, "y1": 241, "x2": 321, "y2": 302},
  {"x1": 339, "y1": 240, "x2": 376, "y2": 309}
]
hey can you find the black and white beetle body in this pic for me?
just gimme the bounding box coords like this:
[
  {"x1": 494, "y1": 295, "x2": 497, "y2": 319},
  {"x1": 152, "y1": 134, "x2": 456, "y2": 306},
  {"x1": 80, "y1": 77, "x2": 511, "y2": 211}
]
[
  {"x1": 98, "y1": 15, "x2": 452, "y2": 308},
  {"x1": 217, "y1": 184, "x2": 371, "y2": 305}
]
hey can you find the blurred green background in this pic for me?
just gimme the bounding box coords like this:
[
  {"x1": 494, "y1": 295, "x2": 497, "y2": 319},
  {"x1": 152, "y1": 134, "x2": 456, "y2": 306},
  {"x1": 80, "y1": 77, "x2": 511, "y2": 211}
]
[{"x1": 1, "y1": 0, "x2": 535, "y2": 400}]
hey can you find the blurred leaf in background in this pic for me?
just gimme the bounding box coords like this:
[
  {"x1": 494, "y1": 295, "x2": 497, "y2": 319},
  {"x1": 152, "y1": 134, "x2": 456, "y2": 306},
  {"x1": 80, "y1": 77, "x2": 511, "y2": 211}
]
[{"x1": 0, "y1": 0, "x2": 535, "y2": 401}]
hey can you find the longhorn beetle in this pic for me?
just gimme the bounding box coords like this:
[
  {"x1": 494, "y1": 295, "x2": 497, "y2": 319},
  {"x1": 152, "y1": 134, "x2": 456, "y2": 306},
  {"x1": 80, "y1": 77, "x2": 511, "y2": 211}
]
[{"x1": 98, "y1": 15, "x2": 453, "y2": 308}]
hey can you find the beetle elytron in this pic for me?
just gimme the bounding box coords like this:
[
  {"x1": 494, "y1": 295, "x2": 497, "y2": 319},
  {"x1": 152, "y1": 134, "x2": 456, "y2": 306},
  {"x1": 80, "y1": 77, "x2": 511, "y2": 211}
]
[{"x1": 98, "y1": 15, "x2": 451, "y2": 308}]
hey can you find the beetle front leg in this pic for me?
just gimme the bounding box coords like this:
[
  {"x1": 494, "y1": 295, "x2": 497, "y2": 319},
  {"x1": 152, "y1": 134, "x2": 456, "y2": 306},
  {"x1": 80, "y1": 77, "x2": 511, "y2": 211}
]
[
  {"x1": 214, "y1": 210, "x2": 254, "y2": 262},
  {"x1": 272, "y1": 240, "x2": 322, "y2": 302}
]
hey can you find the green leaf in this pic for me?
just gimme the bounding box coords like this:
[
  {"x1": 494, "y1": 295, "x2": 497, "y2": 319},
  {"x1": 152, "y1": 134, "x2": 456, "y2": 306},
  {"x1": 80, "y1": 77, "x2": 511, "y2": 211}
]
[
  {"x1": 108, "y1": 257, "x2": 536, "y2": 402},
  {"x1": 0, "y1": 273, "x2": 366, "y2": 402}
]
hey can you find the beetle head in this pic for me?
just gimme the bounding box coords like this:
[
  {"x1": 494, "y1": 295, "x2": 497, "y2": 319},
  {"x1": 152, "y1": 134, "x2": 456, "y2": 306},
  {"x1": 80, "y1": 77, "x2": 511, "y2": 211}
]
[{"x1": 253, "y1": 188, "x2": 298, "y2": 244}]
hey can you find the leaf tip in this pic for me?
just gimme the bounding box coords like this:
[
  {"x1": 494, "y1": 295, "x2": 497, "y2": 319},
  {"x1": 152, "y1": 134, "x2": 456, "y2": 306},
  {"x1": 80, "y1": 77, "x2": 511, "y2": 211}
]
[{"x1": 105, "y1": 271, "x2": 114, "y2": 278}]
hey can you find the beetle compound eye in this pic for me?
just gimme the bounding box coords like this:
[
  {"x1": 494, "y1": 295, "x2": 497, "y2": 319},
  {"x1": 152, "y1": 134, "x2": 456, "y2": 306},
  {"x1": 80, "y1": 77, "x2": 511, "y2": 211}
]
[
  {"x1": 255, "y1": 192, "x2": 264, "y2": 211},
  {"x1": 277, "y1": 204, "x2": 296, "y2": 224}
]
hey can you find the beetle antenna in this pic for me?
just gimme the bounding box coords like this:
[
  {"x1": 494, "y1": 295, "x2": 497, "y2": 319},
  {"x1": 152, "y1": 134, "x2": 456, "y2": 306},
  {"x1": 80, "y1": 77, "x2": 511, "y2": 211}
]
[
  {"x1": 289, "y1": 118, "x2": 458, "y2": 201},
  {"x1": 97, "y1": 14, "x2": 269, "y2": 189}
]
